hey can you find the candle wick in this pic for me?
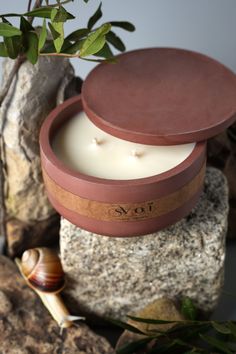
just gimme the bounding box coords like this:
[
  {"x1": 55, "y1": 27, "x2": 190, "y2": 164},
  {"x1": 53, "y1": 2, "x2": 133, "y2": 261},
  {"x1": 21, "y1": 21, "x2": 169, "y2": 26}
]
[
  {"x1": 131, "y1": 149, "x2": 143, "y2": 158},
  {"x1": 92, "y1": 137, "x2": 102, "y2": 146}
]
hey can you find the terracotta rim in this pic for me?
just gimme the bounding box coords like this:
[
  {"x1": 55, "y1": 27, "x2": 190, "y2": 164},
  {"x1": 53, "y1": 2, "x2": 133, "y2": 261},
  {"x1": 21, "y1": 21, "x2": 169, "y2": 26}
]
[
  {"x1": 82, "y1": 47, "x2": 236, "y2": 145},
  {"x1": 40, "y1": 95, "x2": 206, "y2": 202}
]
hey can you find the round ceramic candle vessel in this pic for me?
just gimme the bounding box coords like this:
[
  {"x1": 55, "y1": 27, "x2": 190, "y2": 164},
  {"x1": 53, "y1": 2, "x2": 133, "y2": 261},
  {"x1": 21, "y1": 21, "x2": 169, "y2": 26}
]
[
  {"x1": 40, "y1": 95, "x2": 206, "y2": 237},
  {"x1": 40, "y1": 47, "x2": 236, "y2": 237}
]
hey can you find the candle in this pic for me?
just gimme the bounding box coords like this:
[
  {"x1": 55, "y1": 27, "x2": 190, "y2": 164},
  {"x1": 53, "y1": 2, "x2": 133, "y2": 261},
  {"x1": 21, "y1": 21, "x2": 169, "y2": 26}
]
[{"x1": 52, "y1": 112, "x2": 195, "y2": 180}]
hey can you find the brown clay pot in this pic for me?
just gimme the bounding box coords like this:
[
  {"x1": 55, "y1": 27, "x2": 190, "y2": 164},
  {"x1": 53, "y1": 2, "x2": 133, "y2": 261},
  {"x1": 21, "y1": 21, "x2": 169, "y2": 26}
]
[{"x1": 40, "y1": 95, "x2": 206, "y2": 237}]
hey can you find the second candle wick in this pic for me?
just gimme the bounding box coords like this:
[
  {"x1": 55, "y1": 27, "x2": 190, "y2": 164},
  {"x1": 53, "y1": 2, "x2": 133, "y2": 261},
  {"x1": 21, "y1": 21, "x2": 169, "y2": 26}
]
[
  {"x1": 131, "y1": 149, "x2": 143, "y2": 158},
  {"x1": 92, "y1": 137, "x2": 103, "y2": 146}
]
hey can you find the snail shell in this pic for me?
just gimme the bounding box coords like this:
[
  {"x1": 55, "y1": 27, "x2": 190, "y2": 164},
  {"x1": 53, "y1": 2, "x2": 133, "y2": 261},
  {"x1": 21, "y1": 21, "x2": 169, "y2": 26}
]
[{"x1": 21, "y1": 248, "x2": 65, "y2": 294}]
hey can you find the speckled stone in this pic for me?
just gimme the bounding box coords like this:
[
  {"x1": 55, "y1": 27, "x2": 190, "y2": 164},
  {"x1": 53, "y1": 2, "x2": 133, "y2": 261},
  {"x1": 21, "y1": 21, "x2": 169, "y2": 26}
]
[{"x1": 60, "y1": 167, "x2": 228, "y2": 320}]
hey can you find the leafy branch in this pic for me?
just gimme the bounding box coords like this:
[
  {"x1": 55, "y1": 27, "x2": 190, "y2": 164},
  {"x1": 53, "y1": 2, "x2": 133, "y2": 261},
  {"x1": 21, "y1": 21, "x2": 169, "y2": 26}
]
[
  {"x1": 0, "y1": 0, "x2": 135, "y2": 245},
  {"x1": 0, "y1": 1, "x2": 135, "y2": 64},
  {"x1": 113, "y1": 298, "x2": 236, "y2": 354}
]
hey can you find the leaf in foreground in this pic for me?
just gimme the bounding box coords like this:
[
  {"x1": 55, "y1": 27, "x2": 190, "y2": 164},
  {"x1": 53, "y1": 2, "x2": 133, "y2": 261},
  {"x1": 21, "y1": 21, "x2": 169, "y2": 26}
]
[
  {"x1": 127, "y1": 315, "x2": 176, "y2": 325},
  {"x1": 0, "y1": 23, "x2": 22, "y2": 37},
  {"x1": 4, "y1": 35, "x2": 21, "y2": 59},
  {"x1": 25, "y1": 31, "x2": 39, "y2": 64},
  {"x1": 181, "y1": 297, "x2": 197, "y2": 321},
  {"x1": 51, "y1": 21, "x2": 64, "y2": 53},
  {"x1": 38, "y1": 19, "x2": 47, "y2": 51},
  {"x1": 116, "y1": 337, "x2": 153, "y2": 354},
  {"x1": 0, "y1": 42, "x2": 8, "y2": 57},
  {"x1": 25, "y1": 7, "x2": 74, "y2": 20},
  {"x1": 20, "y1": 16, "x2": 34, "y2": 33},
  {"x1": 79, "y1": 23, "x2": 111, "y2": 57},
  {"x1": 87, "y1": 2, "x2": 102, "y2": 30},
  {"x1": 211, "y1": 321, "x2": 231, "y2": 335},
  {"x1": 200, "y1": 334, "x2": 233, "y2": 354},
  {"x1": 110, "y1": 21, "x2": 135, "y2": 32},
  {"x1": 106, "y1": 31, "x2": 125, "y2": 52},
  {"x1": 66, "y1": 28, "x2": 89, "y2": 41}
]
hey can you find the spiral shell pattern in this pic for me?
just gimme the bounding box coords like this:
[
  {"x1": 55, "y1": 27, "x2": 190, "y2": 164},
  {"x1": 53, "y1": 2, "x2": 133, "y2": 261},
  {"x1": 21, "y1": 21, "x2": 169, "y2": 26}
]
[{"x1": 21, "y1": 248, "x2": 65, "y2": 293}]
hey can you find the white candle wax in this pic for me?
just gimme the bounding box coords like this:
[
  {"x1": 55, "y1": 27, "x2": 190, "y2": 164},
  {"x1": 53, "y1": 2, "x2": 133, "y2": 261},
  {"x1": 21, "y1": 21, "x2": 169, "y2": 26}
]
[{"x1": 52, "y1": 112, "x2": 195, "y2": 180}]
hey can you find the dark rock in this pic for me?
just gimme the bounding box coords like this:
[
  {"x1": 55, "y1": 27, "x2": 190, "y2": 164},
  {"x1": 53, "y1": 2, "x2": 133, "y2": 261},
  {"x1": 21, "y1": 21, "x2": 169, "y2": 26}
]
[
  {"x1": 6, "y1": 214, "x2": 60, "y2": 258},
  {"x1": 0, "y1": 255, "x2": 114, "y2": 354}
]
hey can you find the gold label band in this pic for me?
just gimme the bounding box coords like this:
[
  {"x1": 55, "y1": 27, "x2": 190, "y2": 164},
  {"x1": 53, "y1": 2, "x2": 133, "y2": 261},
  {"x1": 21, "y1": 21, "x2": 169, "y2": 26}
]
[{"x1": 43, "y1": 164, "x2": 205, "y2": 222}]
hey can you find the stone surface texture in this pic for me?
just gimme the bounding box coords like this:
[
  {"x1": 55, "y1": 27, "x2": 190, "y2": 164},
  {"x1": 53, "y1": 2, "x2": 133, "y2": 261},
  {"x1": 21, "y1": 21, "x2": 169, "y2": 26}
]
[
  {"x1": 1, "y1": 57, "x2": 74, "y2": 223},
  {"x1": 0, "y1": 255, "x2": 114, "y2": 354},
  {"x1": 60, "y1": 167, "x2": 228, "y2": 320}
]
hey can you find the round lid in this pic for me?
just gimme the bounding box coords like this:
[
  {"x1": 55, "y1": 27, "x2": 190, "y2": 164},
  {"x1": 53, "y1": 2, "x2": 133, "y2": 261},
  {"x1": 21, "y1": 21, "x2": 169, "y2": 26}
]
[{"x1": 82, "y1": 48, "x2": 236, "y2": 145}]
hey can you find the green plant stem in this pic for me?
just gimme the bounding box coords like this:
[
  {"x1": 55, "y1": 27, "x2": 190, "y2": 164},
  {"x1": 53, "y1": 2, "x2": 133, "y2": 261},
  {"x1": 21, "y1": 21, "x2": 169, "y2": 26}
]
[
  {"x1": 27, "y1": 0, "x2": 33, "y2": 12},
  {"x1": 44, "y1": 0, "x2": 74, "y2": 7}
]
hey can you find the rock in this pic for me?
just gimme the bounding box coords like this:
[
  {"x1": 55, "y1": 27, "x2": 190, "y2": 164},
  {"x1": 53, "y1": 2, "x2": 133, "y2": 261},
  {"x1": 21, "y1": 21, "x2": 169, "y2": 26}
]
[
  {"x1": 116, "y1": 298, "x2": 185, "y2": 352},
  {"x1": 0, "y1": 290, "x2": 12, "y2": 315},
  {"x1": 60, "y1": 167, "x2": 228, "y2": 320},
  {"x1": 0, "y1": 255, "x2": 114, "y2": 354},
  {"x1": 0, "y1": 57, "x2": 83, "y2": 254},
  {"x1": 6, "y1": 214, "x2": 60, "y2": 258},
  {"x1": 1, "y1": 57, "x2": 74, "y2": 223}
]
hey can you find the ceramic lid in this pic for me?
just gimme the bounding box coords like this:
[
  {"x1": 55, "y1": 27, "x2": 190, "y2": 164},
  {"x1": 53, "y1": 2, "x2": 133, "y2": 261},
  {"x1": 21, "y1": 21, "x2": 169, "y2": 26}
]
[{"x1": 82, "y1": 48, "x2": 236, "y2": 145}]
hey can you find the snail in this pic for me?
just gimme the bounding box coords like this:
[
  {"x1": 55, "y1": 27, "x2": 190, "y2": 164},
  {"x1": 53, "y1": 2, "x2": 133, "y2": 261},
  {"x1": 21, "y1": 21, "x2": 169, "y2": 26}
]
[{"x1": 15, "y1": 247, "x2": 84, "y2": 328}]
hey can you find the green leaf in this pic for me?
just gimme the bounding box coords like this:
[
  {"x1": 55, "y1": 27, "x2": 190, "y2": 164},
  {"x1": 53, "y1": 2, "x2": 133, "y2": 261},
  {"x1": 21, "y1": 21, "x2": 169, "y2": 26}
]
[
  {"x1": 0, "y1": 13, "x2": 21, "y2": 18},
  {"x1": 87, "y1": 2, "x2": 102, "y2": 30},
  {"x1": 25, "y1": 7, "x2": 53, "y2": 19},
  {"x1": 38, "y1": 19, "x2": 47, "y2": 51},
  {"x1": 66, "y1": 28, "x2": 89, "y2": 41},
  {"x1": 50, "y1": 8, "x2": 58, "y2": 22},
  {"x1": 116, "y1": 338, "x2": 153, "y2": 354},
  {"x1": 51, "y1": 21, "x2": 64, "y2": 53},
  {"x1": 228, "y1": 322, "x2": 236, "y2": 339},
  {"x1": 48, "y1": 22, "x2": 61, "y2": 40},
  {"x1": 181, "y1": 298, "x2": 197, "y2": 321},
  {"x1": 110, "y1": 21, "x2": 135, "y2": 32},
  {"x1": 106, "y1": 318, "x2": 146, "y2": 335},
  {"x1": 212, "y1": 321, "x2": 231, "y2": 335},
  {"x1": 25, "y1": 31, "x2": 39, "y2": 64},
  {"x1": 4, "y1": 35, "x2": 22, "y2": 59},
  {"x1": 52, "y1": 6, "x2": 70, "y2": 22},
  {"x1": 25, "y1": 7, "x2": 74, "y2": 20},
  {"x1": 0, "y1": 23, "x2": 22, "y2": 37},
  {"x1": 0, "y1": 42, "x2": 8, "y2": 57},
  {"x1": 83, "y1": 0, "x2": 89, "y2": 3},
  {"x1": 200, "y1": 334, "x2": 233, "y2": 354},
  {"x1": 127, "y1": 315, "x2": 177, "y2": 325},
  {"x1": 20, "y1": 16, "x2": 34, "y2": 33},
  {"x1": 79, "y1": 23, "x2": 111, "y2": 57},
  {"x1": 94, "y1": 42, "x2": 114, "y2": 59},
  {"x1": 106, "y1": 30, "x2": 125, "y2": 52},
  {"x1": 61, "y1": 39, "x2": 83, "y2": 54},
  {"x1": 80, "y1": 57, "x2": 107, "y2": 63}
]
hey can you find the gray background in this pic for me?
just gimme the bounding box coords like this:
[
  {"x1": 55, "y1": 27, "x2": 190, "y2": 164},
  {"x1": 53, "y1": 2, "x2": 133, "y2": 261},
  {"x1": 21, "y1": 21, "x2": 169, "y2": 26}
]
[
  {"x1": 0, "y1": 0, "x2": 236, "y2": 319},
  {"x1": 1, "y1": 0, "x2": 236, "y2": 78}
]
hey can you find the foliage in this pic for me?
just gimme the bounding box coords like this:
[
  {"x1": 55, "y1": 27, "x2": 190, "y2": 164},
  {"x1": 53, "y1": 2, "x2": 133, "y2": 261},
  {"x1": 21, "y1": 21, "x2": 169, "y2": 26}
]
[
  {"x1": 112, "y1": 298, "x2": 236, "y2": 354},
  {"x1": 0, "y1": 0, "x2": 135, "y2": 64}
]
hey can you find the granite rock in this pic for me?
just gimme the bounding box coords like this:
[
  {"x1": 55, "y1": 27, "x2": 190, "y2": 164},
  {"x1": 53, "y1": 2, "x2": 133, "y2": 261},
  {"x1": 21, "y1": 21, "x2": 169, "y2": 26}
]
[
  {"x1": 1, "y1": 56, "x2": 74, "y2": 223},
  {"x1": 0, "y1": 255, "x2": 114, "y2": 354},
  {"x1": 60, "y1": 167, "x2": 228, "y2": 320}
]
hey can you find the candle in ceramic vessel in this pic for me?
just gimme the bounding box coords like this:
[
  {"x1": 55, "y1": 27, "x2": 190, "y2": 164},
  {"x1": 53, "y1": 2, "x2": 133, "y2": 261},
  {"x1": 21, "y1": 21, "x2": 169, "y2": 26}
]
[{"x1": 52, "y1": 111, "x2": 195, "y2": 180}]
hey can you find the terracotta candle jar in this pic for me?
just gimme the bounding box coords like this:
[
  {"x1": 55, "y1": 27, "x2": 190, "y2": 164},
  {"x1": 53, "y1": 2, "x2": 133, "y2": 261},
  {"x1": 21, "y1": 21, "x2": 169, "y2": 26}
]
[{"x1": 40, "y1": 48, "x2": 236, "y2": 237}]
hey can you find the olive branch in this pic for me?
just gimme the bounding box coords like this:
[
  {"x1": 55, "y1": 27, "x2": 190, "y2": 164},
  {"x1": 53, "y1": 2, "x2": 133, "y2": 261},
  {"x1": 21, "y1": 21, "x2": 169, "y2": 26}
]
[
  {"x1": 112, "y1": 298, "x2": 236, "y2": 354},
  {"x1": 0, "y1": 0, "x2": 135, "y2": 245}
]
